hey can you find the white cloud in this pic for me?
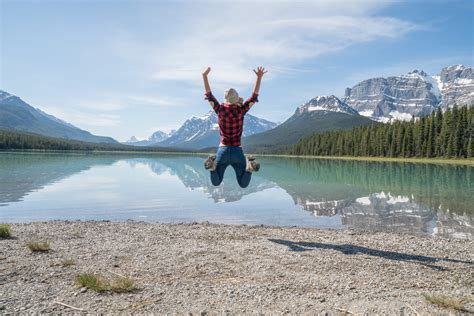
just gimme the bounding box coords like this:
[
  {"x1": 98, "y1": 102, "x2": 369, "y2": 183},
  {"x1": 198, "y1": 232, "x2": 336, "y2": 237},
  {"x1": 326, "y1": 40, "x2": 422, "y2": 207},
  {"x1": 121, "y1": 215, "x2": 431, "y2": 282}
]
[
  {"x1": 61, "y1": 94, "x2": 188, "y2": 113},
  {"x1": 140, "y1": 0, "x2": 420, "y2": 89},
  {"x1": 40, "y1": 106, "x2": 121, "y2": 128}
]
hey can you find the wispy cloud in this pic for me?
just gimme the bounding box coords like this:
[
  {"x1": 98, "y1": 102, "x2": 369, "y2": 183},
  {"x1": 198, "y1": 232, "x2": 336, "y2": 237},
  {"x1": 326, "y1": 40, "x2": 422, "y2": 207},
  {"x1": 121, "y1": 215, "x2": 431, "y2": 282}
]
[
  {"x1": 74, "y1": 94, "x2": 187, "y2": 112},
  {"x1": 137, "y1": 1, "x2": 421, "y2": 89},
  {"x1": 40, "y1": 106, "x2": 121, "y2": 128}
]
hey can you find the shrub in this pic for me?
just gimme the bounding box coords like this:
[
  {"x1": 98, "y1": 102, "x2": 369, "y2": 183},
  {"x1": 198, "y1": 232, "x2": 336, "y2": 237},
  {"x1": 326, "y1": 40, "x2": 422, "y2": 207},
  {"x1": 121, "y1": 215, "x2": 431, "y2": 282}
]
[
  {"x1": 26, "y1": 241, "x2": 50, "y2": 252},
  {"x1": 75, "y1": 273, "x2": 136, "y2": 293},
  {"x1": 0, "y1": 224, "x2": 11, "y2": 238},
  {"x1": 422, "y1": 293, "x2": 469, "y2": 312}
]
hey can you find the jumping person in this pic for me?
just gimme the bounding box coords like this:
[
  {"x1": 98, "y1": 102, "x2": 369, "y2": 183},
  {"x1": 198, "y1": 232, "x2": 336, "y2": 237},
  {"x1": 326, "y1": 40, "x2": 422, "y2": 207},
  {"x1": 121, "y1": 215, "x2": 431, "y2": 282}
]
[{"x1": 202, "y1": 66, "x2": 267, "y2": 188}]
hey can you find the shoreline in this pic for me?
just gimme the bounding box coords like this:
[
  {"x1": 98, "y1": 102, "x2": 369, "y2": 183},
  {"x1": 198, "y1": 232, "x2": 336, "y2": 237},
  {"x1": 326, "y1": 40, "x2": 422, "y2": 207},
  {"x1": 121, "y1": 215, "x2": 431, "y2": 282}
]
[
  {"x1": 1, "y1": 149, "x2": 473, "y2": 166},
  {"x1": 1, "y1": 220, "x2": 473, "y2": 313},
  {"x1": 254, "y1": 154, "x2": 474, "y2": 166}
]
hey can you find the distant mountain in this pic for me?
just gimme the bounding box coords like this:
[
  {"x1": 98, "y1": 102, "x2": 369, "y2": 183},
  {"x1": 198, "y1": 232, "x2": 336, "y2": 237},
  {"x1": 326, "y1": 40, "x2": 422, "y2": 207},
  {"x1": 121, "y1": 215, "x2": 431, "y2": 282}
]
[
  {"x1": 296, "y1": 95, "x2": 359, "y2": 115},
  {"x1": 150, "y1": 130, "x2": 172, "y2": 143},
  {"x1": 0, "y1": 90, "x2": 117, "y2": 143},
  {"x1": 156, "y1": 111, "x2": 277, "y2": 149},
  {"x1": 126, "y1": 136, "x2": 141, "y2": 143},
  {"x1": 437, "y1": 64, "x2": 474, "y2": 108},
  {"x1": 124, "y1": 130, "x2": 174, "y2": 146},
  {"x1": 343, "y1": 64, "x2": 473, "y2": 122},
  {"x1": 243, "y1": 95, "x2": 375, "y2": 153}
]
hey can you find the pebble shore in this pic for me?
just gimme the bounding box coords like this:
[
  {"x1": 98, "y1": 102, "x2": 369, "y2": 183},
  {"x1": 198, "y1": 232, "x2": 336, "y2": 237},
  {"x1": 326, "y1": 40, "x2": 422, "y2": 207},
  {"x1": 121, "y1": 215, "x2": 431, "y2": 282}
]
[{"x1": 1, "y1": 221, "x2": 473, "y2": 314}]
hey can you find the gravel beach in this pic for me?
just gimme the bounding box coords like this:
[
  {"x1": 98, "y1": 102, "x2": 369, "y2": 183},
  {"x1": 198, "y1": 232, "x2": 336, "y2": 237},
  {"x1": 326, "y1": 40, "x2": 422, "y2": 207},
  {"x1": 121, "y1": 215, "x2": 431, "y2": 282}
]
[{"x1": 0, "y1": 221, "x2": 473, "y2": 314}]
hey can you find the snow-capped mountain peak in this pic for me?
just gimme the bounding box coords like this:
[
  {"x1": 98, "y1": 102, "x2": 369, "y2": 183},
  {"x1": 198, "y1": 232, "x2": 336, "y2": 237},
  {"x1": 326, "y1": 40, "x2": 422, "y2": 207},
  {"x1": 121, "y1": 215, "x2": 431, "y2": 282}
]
[
  {"x1": 297, "y1": 95, "x2": 358, "y2": 115},
  {"x1": 343, "y1": 64, "x2": 473, "y2": 122},
  {"x1": 156, "y1": 111, "x2": 277, "y2": 149},
  {"x1": 149, "y1": 130, "x2": 170, "y2": 143},
  {"x1": 189, "y1": 111, "x2": 214, "y2": 121},
  {"x1": 438, "y1": 64, "x2": 474, "y2": 108},
  {"x1": 446, "y1": 64, "x2": 467, "y2": 72},
  {"x1": 124, "y1": 130, "x2": 172, "y2": 146},
  {"x1": 127, "y1": 136, "x2": 141, "y2": 143},
  {"x1": 402, "y1": 69, "x2": 443, "y2": 101},
  {"x1": 405, "y1": 69, "x2": 428, "y2": 78}
]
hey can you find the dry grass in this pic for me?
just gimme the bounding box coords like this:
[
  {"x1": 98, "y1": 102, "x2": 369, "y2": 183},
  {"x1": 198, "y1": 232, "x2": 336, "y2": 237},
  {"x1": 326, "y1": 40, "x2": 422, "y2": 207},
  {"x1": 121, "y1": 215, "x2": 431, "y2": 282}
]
[
  {"x1": 26, "y1": 241, "x2": 50, "y2": 252},
  {"x1": 422, "y1": 293, "x2": 471, "y2": 312},
  {"x1": 75, "y1": 273, "x2": 136, "y2": 293},
  {"x1": 61, "y1": 259, "x2": 75, "y2": 267},
  {"x1": 0, "y1": 224, "x2": 11, "y2": 238}
]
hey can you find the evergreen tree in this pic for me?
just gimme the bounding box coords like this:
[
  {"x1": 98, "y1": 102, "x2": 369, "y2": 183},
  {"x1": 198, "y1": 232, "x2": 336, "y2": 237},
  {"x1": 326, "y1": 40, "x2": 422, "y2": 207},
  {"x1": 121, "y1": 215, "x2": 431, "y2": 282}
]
[
  {"x1": 467, "y1": 137, "x2": 473, "y2": 158},
  {"x1": 426, "y1": 114, "x2": 435, "y2": 158},
  {"x1": 289, "y1": 105, "x2": 472, "y2": 160}
]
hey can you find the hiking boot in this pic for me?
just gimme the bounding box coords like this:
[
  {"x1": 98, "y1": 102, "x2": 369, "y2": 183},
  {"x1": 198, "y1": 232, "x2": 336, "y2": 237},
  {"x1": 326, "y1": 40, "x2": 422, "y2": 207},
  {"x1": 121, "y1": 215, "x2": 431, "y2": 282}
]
[
  {"x1": 204, "y1": 155, "x2": 216, "y2": 171},
  {"x1": 246, "y1": 155, "x2": 260, "y2": 172}
]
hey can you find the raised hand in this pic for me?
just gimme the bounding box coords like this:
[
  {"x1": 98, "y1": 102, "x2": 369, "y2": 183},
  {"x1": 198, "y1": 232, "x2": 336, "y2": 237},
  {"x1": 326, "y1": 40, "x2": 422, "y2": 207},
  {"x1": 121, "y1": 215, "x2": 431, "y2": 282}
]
[
  {"x1": 202, "y1": 67, "x2": 212, "y2": 93},
  {"x1": 202, "y1": 67, "x2": 211, "y2": 76},
  {"x1": 253, "y1": 66, "x2": 267, "y2": 78},
  {"x1": 252, "y1": 66, "x2": 266, "y2": 95}
]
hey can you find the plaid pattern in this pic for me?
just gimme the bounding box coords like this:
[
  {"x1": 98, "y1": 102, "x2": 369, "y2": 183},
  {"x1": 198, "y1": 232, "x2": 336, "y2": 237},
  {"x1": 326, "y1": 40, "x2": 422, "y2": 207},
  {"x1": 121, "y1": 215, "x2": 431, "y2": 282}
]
[{"x1": 205, "y1": 91, "x2": 259, "y2": 146}]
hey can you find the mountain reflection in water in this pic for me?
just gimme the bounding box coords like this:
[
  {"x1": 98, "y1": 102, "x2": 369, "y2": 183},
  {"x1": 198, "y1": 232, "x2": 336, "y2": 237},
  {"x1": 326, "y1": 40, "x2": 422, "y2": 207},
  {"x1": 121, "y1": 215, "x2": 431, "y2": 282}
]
[
  {"x1": 261, "y1": 158, "x2": 473, "y2": 239},
  {"x1": 0, "y1": 153, "x2": 472, "y2": 239}
]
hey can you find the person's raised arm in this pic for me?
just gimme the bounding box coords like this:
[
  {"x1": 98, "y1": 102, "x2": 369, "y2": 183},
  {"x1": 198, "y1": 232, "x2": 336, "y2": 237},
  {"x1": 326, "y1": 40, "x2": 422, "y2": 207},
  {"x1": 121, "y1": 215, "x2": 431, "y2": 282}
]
[
  {"x1": 202, "y1": 67, "x2": 212, "y2": 94},
  {"x1": 202, "y1": 66, "x2": 221, "y2": 112},
  {"x1": 252, "y1": 66, "x2": 267, "y2": 95},
  {"x1": 242, "y1": 66, "x2": 267, "y2": 113}
]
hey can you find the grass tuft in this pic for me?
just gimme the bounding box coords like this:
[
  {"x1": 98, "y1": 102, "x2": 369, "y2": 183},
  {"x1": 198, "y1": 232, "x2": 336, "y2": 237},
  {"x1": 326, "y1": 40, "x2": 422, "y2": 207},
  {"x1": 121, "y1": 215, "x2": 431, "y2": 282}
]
[
  {"x1": 75, "y1": 273, "x2": 109, "y2": 292},
  {"x1": 26, "y1": 241, "x2": 50, "y2": 252},
  {"x1": 422, "y1": 293, "x2": 469, "y2": 311},
  {"x1": 0, "y1": 224, "x2": 11, "y2": 238},
  {"x1": 75, "y1": 273, "x2": 136, "y2": 293},
  {"x1": 110, "y1": 276, "x2": 136, "y2": 293}
]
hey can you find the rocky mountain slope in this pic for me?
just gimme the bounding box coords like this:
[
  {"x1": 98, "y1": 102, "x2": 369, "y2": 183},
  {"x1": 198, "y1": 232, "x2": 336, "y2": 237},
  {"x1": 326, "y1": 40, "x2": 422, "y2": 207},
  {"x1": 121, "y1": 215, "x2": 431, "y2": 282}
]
[
  {"x1": 0, "y1": 90, "x2": 117, "y2": 144},
  {"x1": 343, "y1": 64, "x2": 473, "y2": 122},
  {"x1": 243, "y1": 95, "x2": 375, "y2": 153}
]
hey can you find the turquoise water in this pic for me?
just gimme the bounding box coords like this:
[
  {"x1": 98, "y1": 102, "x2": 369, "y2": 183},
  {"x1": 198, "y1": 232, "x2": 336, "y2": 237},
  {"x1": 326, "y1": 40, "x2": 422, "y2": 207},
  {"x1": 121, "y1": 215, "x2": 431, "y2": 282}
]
[{"x1": 0, "y1": 152, "x2": 472, "y2": 239}]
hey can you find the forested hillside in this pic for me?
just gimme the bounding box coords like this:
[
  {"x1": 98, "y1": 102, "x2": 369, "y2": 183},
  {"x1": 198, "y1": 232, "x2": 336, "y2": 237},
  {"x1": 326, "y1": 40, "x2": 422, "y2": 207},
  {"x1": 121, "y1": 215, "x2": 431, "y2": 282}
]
[
  {"x1": 0, "y1": 129, "x2": 187, "y2": 152},
  {"x1": 290, "y1": 106, "x2": 474, "y2": 159}
]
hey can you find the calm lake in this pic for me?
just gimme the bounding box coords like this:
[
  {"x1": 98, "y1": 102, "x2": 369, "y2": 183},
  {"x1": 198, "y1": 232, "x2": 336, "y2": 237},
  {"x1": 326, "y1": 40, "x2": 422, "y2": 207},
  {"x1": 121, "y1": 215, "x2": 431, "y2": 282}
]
[{"x1": 0, "y1": 152, "x2": 472, "y2": 239}]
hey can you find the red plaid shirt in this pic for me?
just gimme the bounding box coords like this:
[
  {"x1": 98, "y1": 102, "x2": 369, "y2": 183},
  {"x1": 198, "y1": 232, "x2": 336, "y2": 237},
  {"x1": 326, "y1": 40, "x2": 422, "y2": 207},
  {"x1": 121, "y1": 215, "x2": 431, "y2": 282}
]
[{"x1": 205, "y1": 91, "x2": 259, "y2": 146}]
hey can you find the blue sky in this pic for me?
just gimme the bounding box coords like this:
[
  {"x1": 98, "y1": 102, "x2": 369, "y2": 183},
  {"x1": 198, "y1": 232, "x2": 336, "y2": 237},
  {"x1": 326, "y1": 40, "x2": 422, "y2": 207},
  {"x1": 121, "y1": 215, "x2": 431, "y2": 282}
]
[{"x1": 1, "y1": 0, "x2": 473, "y2": 141}]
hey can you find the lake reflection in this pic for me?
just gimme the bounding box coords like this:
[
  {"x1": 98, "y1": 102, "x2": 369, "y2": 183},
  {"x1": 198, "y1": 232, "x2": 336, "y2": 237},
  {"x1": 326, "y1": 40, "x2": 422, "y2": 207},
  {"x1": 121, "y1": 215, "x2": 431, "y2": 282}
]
[{"x1": 0, "y1": 152, "x2": 472, "y2": 239}]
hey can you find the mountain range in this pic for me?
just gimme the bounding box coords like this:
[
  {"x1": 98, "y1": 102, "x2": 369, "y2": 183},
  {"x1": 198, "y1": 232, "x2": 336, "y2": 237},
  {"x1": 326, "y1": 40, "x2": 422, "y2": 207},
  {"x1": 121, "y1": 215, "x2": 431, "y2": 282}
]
[
  {"x1": 157, "y1": 111, "x2": 277, "y2": 149},
  {"x1": 124, "y1": 130, "x2": 174, "y2": 146},
  {"x1": 344, "y1": 64, "x2": 473, "y2": 122},
  {"x1": 131, "y1": 64, "x2": 473, "y2": 152},
  {"x1": 242, "y1": 95, "x2": 374, "y2": 153},
  {"x1": 0, "y1": 90, "x2": 117, "y2": 144},
  {"x1": 1, "y1": 64, "x2": 472, "y2": 151},
  {"x1": 125, "y1": 110, "x2": 278, "y2": 149}
]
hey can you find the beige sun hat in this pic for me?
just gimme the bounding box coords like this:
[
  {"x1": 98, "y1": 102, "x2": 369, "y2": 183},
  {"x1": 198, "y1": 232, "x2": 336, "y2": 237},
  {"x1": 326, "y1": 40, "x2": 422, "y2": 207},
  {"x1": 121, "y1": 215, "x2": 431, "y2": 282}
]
[{"x1": 224, "y1": 88, "x2": 244, "y2": 105}]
